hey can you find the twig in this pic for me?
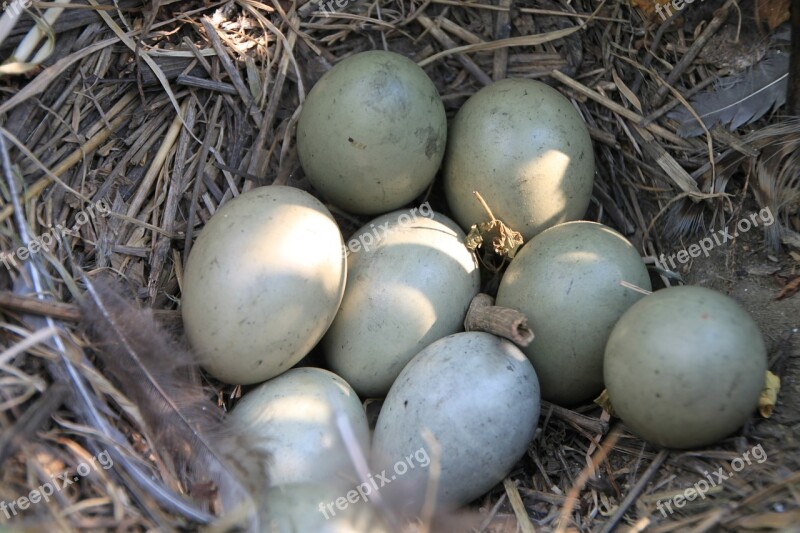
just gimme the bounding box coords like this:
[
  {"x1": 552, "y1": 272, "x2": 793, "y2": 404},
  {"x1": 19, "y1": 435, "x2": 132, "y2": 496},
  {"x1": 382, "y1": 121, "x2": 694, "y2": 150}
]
[
  {"x1": 540, "y1": 400, "x2": 609, "y2": 436},
  {"x1": 184, "y1": 95, "x2": 222, "y2": 258},
  {"x1": 0, "y1": 290, "x2": 182, "y2": 326},
  {"x1": 472, "y1": 190, "x2": 496, "y2": 222},
  {"x1": 492, "y1": 0, "x2": 512, "y2": 81},
  {"x1": 477, "y1": 493, "x2": 507, "y2": 532},
  {"x1": 176, "y1": 74, "x2": 238, "y2": 95},
  {"x1": 641, "y1": 76, "x2": 716, "y2": 125},
  {"x1": 652, "y1": 0, "x2": 736, "y2": 106},
  {"x1": 0, "y1": 107, "x2": 131, "y2": 224},
  {"x1": 518, "y1": 488, "x2": 568, "y2": 506},
  {"x1": 550, "y1": 69, "x2": 691, "y2": 149},
  {"x1": 126, "y1": 99, "x2": 188, "y2": 218},
  {"x1": 417, "y1": 14, "x2": 492, "y2": 86},
  {"x1": 6, "y1": 0, "x2": 70, "y2": 65},
  {"x1": 418, "y1": 1, "x2": 605, "y2": 68},
  {"x1": 598, "y1": 449, "x2": 669, "y2": 533},
  {"x1": 503, "y1": 478, "x2": 536, "y2": 533},
  {"x1": 464, "y1": 293, "x2": 534, "y2": 347},
  {"x1": 201, "y1": 17, "x2": 263, "y2": 126},
  {"x1": 0, "y1": 131, "x2": 214, "y2": 525},
  {"x1": 555, "y1": 426, "x2": 622, "y2": 533}
]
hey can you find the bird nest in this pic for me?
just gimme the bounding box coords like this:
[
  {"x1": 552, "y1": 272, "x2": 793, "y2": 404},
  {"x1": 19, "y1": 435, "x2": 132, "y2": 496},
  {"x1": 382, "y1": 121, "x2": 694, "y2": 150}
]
[{"x1": 0, "y1": 0, "x2": 799, "y2": 530}]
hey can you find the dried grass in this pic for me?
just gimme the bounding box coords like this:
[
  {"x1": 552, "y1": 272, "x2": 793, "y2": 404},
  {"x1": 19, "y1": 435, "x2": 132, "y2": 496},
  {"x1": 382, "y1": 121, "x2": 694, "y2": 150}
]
[{"x1": 0, "y1": 0, "x2": 798, "y2": 530}]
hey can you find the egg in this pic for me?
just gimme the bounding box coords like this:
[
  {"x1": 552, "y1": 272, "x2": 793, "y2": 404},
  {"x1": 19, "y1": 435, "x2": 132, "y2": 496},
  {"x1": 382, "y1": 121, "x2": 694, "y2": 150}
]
[
  {"x1": 604, "y1": 286, "x2": 767, "y2": 449},
  {"x1": 297, "y1": 50, "x2": 447, "y2": 215},
  {"x1": 227, "y1": 367, "x2": 369, "y2": 487},
  {"x1": 496, "y1": 221, "x2": 651, "y2": 405},
  {"x1": 323, "y1": 207, "x2": 480, "y2": 397},
  {"x1": 182, "y1": 186, "x2": 346, "y2": 385},
  {"x1": 370, "y1": 332, "x2": 540, "y2": 514},
  {"x1": 261, "y1": 483, "x2": 389, "y2": 532},
  {"x1": 443, "y1": 78, "x2": 595, "y2": 241}
]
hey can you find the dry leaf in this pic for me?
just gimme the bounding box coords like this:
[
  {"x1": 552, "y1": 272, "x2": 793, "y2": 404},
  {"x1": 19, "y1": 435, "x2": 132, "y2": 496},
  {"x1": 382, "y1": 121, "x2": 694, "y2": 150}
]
[
  {"x1": 756, "y1": 0, "x2": 790, "y2": 30},
  {"x1": 464, "y1": 191, "x2": 523, "y2": 260},
  {"x1": 593, "y1": 389, "x2": 616, "y2": 417},
  {"x1": 629, "y1": 0, "x2": 673, "y2": 20},
  {"x1": 759, "y1": 371, "x2": 780, "y2": 418},
  {"x1": 776, "y1": 275, "x2": 800, "y2": 300},
  {"x1": 465, "y1": 222, "x2": 523, "y2": 259}
]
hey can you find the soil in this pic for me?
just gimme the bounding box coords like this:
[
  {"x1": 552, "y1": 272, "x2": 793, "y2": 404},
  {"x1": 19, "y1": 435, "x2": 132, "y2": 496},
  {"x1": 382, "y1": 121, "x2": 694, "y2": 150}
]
[{"x1": 667, "y1": 218, "x2": 800, "y2": 429}]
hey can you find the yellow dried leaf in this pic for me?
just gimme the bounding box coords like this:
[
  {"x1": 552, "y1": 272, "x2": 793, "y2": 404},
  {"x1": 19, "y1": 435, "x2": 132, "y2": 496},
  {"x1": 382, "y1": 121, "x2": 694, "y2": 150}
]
[
  {"x1": 756, "y1": 0, "x2": 790, "y2": 30},
  {"x1": 465, "y1": 224, "x2": 484, "y2": 252},
  {"x1": 594, "y1": 388, "x2": 616, "y2": 417},
  {"x1": 758, "y1": 370, "x2": 780, "y2": 418}
]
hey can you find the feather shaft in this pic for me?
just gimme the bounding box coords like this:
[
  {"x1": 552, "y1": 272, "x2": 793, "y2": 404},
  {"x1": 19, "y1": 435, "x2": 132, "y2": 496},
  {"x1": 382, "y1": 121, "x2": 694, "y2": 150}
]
[
  {"x1": 78, "y1": 275, "x2": 265, "y2": 529},
  {"x1": 670, "y1": 52, "x2": 790, "y2": 137}
]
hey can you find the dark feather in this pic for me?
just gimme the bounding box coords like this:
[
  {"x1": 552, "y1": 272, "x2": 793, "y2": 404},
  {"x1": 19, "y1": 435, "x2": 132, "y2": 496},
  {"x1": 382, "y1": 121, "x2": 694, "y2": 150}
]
[
  {"x1": 751, "y1": 134, "x2": 800, "y2": 253},
  {"x1": 665, "y1": 119, "x2": 800, "y2": 252},
  {"x1": 663, "y1": 199, "x2": 709, "y2": 241},
  {"x1": 669, "y1": 51, "x2": 790, "y2": 137},
  {"x1": 0, "y1": 129, "x2": 225, "y2": 525},
  {"x1": 78, "y1": 275, "x2": 267, "y2": 529}
]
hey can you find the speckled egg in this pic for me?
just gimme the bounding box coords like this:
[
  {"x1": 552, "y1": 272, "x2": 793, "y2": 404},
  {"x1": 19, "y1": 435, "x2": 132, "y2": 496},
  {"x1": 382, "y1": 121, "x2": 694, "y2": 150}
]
[
  {"x1": 323, "y1": 208, "x2": 480, "y2": 397},
  {"x1": 182, "y1": 186, "x2": 346, "y2": 385},
  {"x1": 496, "y1": 221, "x2": 651, "y2": 405},
  {"x1": 227, "y1": 367, "x2": 369, "y2": 487},
  {"x1": 604, "y1": 286, "x2": 767, "y2": 449},
  {"x1": 297, "y1": 50, "x2": 446, "y2": 214},
  {"x1": 443, "y1": 78, "x2": 595, "y2": 241},
  {"x1": 370, "y1": 332, "x2": 540, "y2": 514}
]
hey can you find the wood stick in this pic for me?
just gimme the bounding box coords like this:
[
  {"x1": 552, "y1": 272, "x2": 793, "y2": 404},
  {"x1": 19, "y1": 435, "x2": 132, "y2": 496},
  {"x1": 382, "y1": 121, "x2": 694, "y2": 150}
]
[
  {"x1": 503, "y1": 478, "x2": 536, "y2": 533},
  {"x1": 463, "y1": 293, "x2": 534, "y2": 347},
  {"x1": 652, "y1": 0, "x2": 736, "y2": 106},
  {"x1": 550, "y1": 69, "x2": 691, "y2": 149},
  {"x1": 0, "y1": 290, "x2": 182, "y2": 327},
  {"x1": 492, "y1": 0, "x2": 513, "y2": 81}
]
